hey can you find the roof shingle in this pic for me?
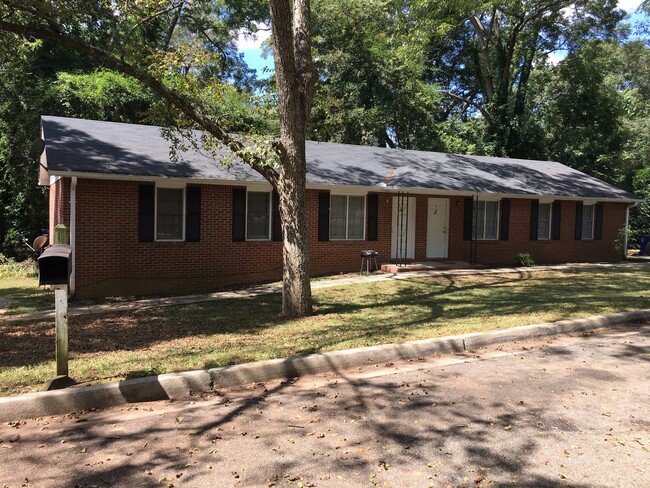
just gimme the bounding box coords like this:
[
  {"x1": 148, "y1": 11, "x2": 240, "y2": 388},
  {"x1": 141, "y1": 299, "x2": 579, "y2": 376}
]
[{"x1": 41, "y1": 116, "x2": 639, "y2": 201}]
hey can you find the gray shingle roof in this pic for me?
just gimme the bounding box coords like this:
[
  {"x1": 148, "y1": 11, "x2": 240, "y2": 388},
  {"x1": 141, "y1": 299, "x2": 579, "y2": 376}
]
[{"x1": 41, "y1": 116, "x2": 640, "y2": 201}]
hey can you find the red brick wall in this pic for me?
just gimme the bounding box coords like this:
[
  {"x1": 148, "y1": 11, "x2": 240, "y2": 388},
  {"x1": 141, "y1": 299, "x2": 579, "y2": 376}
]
[
  {"x1": 440, "y1": 196, "x2": 625, "y2": 264},
  {"x1": 48, "y1": 177, "x2": 70, "y2": 238},
  {"x1": 51, "y1": 178, "x2": 627, "y2": 298}
]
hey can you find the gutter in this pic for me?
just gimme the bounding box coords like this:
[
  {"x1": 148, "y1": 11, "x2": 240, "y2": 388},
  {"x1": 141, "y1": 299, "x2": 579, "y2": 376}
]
[
  {"x1": 624, "y1": 201, "x2": 639, "y2": 259},
  {"x1": 45, "y1": 170, "x2": 642, "y2": 204},
  {"x1": 69, "y1": 177, "x2": 77, "y2": 298}
]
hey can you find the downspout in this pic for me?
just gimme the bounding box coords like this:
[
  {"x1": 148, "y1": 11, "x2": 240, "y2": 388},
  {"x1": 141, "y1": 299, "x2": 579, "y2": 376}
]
[
  {"x1": 623, "y1": 202, "x2": 639, "y2": 259},
  {"x1": 69, "y1": 177, "x2": 77, "y2": 298}
]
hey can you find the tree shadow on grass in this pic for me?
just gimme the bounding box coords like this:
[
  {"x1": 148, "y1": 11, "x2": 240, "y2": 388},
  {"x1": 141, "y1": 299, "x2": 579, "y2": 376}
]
[{"x1": 0, "y1": 269, "x2": 646, "y2": 374}]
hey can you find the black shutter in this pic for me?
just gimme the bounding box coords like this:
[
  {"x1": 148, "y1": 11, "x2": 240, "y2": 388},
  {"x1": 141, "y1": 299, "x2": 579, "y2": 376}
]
[
  {"x1": 138, "y1": 184, "x2": 155, "y2": 242},
  {"x1": 232, "y1": 188, "x2": 246, "y2": 242},
  {"x1": 552, "y1": 201, "x2": 562, "y2": 240},
  {"x1": 500, "y1": 198, "x2": 511, "y2": 241},
  {"x1": 463, "y1": 196, "x2": 473, "y2": 241},
  {"x1": 575, "y1": 202, "x2": 583, "y2": 240},
  {"x1": 185, "y1": 186, "x2": 201, "y2": 242},
  {"x1": 272, "y1": 191, "x2": 282, "y2": 241},
  {"x1": 366, "y1": 194, "x2": 378, "y2": 241},
  {"x1": 530, "y1": 200, "x2": 539, "y2": 241},
  {"x1": 318, "y1": 191, "x2": 330, "y2": 242},
  {"x1": 594, "y1": 203, "x2": 604, "y2": 240}
]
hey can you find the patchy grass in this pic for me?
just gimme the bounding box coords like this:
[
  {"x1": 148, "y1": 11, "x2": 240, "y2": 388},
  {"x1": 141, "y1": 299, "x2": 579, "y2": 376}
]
[
  {"x1": 0, "y1": 267, "x2": 648, "y2": 396},
  {"x1": 0, "y1": 278, "x2": 53, "y2": 315},
  {"x1": 0, "y1": 257, "x2": 53, "y2": 315}
]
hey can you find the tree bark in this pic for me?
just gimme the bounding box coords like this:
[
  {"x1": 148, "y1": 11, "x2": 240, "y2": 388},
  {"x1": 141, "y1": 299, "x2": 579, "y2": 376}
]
[{"x1": 269, "y1": 0, "x2": 316, "y2": 317}]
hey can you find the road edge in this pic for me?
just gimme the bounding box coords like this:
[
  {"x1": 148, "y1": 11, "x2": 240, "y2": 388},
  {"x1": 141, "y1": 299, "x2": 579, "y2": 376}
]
[{"x1": 2, "y1": 309, "x2": 649, "y2": 422}]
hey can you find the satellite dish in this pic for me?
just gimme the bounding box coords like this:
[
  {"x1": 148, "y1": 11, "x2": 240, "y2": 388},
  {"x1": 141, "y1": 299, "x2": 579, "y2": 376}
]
[
  {"x1": 28, "y1": 139, "x2": 45, "y2": 161},
  {"x1": 33, "y1": 235, "x2": 49, "y2": 254}
]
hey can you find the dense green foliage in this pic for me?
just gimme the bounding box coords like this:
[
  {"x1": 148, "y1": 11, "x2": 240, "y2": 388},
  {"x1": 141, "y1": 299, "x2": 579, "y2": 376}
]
[{"x1": 0, "y1": 0, "x2": 649, "y2": 255}]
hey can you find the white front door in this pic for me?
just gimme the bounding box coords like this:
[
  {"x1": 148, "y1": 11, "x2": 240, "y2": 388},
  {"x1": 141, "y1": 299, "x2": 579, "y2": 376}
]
[
  {"x1": 391, "y1": 196, "x2": 416, "y2": 260},
  {"x1": 426, "y1": 198, "x2": 449, "y2": 259}
]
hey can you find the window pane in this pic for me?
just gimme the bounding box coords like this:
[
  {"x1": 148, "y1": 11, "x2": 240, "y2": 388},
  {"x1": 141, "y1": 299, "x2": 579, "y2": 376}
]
[
  {"x1": 347, "y1": 196, "x2": 364, "y2": 239},
  {"x1": 330, "y1": 195, "x2": 347, "y2": 239},
  {"x1": 157, "y1": 188, "x2": 184, "y2": 240},
  {"x1": 538, "y1": 203, "x2": 551, "y2": 239},
  {"x1": 247, "y1": 192, "x2": 270, "y2": 239},
  {"x1": 582, "y1": 204, "x2": 594, "y2": 239},
  {"x1": 484, "y1": 201, "x2": 499, "y2": 239}
]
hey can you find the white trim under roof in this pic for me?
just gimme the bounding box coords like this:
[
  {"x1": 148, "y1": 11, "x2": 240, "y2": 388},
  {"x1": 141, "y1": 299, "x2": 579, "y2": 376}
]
[{"x1": 42, "y1": 170, "x2": 642, "y2": 204}]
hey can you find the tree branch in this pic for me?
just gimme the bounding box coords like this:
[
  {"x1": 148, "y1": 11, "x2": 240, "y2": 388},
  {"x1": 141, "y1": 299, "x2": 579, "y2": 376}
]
[
  {"x1": 0, "y1": 18, "x2": 279, "y2": 186},
  {"x1": 439, "y1": 90, "x2": 494, "y2": 127},
  {"x1": 469, "y1": 15, "x2": 494, "y2": 101}
]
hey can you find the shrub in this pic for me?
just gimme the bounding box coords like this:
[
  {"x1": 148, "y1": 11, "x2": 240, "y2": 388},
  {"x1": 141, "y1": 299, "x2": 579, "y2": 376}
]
[
  {"x1": 0, "y1": 254, "x2": 38, "y2": 279},
  {"x1": 514, "y1": 252, "x2": 535, "y2": 267}
]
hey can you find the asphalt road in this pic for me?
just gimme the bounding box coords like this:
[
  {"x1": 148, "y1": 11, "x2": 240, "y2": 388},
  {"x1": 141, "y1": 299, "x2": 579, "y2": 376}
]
[{"x1": 1, "y1": 325, "x2": 649, "y2": 488}]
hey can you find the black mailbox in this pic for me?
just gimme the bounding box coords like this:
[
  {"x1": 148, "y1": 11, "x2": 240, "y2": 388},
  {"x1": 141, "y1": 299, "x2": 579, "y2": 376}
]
[{"x1": 38, "y1": 244, "x2": 72, "y2": 286}]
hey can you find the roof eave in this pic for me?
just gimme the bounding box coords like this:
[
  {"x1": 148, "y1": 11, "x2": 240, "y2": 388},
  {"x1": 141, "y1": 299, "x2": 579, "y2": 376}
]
[{"x1": 45, "y1": 169, "x2": 642, "y2": 203}]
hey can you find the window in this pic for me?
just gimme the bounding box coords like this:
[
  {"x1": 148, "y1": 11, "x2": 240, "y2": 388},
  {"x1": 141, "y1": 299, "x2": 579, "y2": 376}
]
[
  {"x1": 156, "y1": 187, "x2": 184, "y2": 240},
  {"x1": 246, "y1": 191, "x2": 271, "y2": 240},
  {"x1": 581, "y1": 204, "x2": 594, "y2": 240},
  {"x1": 537, "y1": 203, "x2": 552, "y2": 240},
  {"x1": 473, "y1": 200, "x2": 499, "y2": 240},
  {"x1": 330, "y1": 195, "x2": 365, "y2": 240}
]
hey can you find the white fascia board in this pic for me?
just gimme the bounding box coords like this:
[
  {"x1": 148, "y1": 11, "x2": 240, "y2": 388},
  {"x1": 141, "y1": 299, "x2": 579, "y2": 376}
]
[{"x1": 45, "y1": 170, "x2": 642, "y2": 204}]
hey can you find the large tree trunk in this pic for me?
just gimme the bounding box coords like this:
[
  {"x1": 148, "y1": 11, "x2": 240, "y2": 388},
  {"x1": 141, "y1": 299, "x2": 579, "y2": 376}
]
[
  {"x1": 269, "y1": 0, "x2": 316, "y2": 317},
  {"x1": 277, "y1": 142, "x2": 312, "y2": 317}
]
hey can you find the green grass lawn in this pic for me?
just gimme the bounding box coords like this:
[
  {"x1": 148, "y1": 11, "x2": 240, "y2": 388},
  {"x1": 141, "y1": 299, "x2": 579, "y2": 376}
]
[
  {"x1": 0, "y1": 277, "x2": 53, "y2": 315},
  {"x1": 0, "y1": 266, "x2": 648, "y2": 396},
  {"x1": 0, "y1": 257, "x2": 53, "y2": 315}
]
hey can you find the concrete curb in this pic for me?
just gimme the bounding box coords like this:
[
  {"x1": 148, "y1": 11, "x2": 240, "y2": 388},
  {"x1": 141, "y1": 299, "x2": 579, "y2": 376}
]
[{"x1": 1, "y1": 309, "x2": 649, "y2": 422}]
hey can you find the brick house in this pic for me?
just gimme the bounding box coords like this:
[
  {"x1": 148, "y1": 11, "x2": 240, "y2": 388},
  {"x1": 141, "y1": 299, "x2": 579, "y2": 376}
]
[{"x1": 39, "y1": 116, "x2": 640, "y2": 298}]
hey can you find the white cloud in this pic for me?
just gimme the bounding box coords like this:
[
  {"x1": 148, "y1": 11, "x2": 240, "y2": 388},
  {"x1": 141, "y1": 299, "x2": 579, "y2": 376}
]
[
  {"x1": 236, "y1": 22, "x2": 271, "y2": 51},
  {"x1": 617, "y1": 0, "x2": 644, "y2": 12}
]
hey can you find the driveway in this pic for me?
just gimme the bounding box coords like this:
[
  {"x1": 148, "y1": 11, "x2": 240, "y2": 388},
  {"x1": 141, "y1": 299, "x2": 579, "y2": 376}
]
[{"x1": 1, "y1": 325, "x2": 648, "y2": 487}]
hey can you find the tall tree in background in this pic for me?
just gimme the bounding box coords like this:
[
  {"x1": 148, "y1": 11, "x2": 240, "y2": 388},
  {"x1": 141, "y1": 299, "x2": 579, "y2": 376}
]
[
  {"x1": 309, "y1": 0, "x2": 440, "y2": 149},
  {"x1": 0, "y1": 0, "x2": 316, "y2": 317},
  {"x1": 0, "y1": 37, "x2": 99, "y2": 257},
  {"x1": 426, "y1": 0, "x2": 625, "y2": 157},
  {"x1": 0, "y1": 0, "x2": 269, "y2": 257}
]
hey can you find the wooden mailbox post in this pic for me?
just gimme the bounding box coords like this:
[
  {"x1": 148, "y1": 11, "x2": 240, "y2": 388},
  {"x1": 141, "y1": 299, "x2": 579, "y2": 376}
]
[{"x1": 38, "y1": 244, "x2": 74, "y2": 390}]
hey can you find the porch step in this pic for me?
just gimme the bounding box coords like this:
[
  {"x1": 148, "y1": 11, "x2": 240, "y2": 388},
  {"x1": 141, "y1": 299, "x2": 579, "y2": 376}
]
[{"x1": 380, "y1": 261, "x2": 489, "y2": 273}]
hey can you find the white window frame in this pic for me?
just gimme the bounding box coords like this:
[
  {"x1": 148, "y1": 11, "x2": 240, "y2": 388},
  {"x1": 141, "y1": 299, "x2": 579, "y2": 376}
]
[
  {"x1": 155, "y1": 186, "x2": 186, "y2": 242},
  {"x1": 581, "y1": 204, "x2": 595, "y2": 240},
  {"x1": 473, "y1": 199, "x2": 500, "y2": 240},
  {"x1": 330, "y1": 194, "x2": 366, "y2": 241},
  {"x1": 245, "y1": 190, "x2": 272, "y2": 241},
  {"x1": 537, "y1": 202, "x2": 552, "y2": 240}
]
